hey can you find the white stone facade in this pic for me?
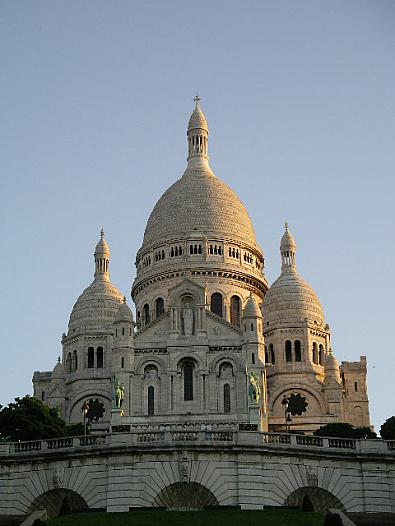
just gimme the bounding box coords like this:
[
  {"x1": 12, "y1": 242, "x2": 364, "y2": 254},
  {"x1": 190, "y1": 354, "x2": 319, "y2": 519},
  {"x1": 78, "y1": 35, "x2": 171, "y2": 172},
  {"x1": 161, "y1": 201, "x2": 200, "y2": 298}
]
[{"x1": 33, "y1": 100, "x2": 370, "y2": 435}]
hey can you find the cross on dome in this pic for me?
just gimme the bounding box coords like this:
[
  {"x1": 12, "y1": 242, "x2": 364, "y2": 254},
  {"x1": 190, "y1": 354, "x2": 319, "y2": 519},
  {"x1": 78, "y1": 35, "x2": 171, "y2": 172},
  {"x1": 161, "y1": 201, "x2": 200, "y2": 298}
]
[
  {"x1": 100, "y1": 228, "x2": 105, "y2": 240},
  {"x1": 193, "y1": 94, "x2": 201, "y2": 108}
]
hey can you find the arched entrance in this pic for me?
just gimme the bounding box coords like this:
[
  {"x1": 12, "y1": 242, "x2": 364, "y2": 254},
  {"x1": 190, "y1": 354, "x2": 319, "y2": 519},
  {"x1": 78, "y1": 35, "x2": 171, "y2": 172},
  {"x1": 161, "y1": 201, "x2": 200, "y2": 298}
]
[
  {"x1": 153, "y1": 482, "x2": 218, "y2": 510},
  {"x1": 29, "y1": 489, "x2": 88, "y2": 518},
  {"x1": 285, "y1": 486, "x2": 343, "y2": 514}
]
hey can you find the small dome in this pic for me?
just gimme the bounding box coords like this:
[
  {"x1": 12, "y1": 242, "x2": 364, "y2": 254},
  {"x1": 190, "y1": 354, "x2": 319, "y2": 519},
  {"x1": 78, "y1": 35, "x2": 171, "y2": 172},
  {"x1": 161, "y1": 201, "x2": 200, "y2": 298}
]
[
  {"x1": 325, "y1": 351, "x2": 339, "y2": 370},
  {"x1": 263, "y1": 268, "x2": 324, "y2": 325},
  {"x1": 68, "y1": 232, "x2": 123, "y2": 334},
  {"x1": 51, "y1": 358, "x2": 66, "y2": 380},
  {"x1": 263, "y1": 225, "x2": 324, "y2": 326},
  {"x1": 324, "y1": 351, "x2": 341, "y2": 383},
  {"x1": 243, "y1": 295, "x2": 262, "y2": 318},
  {"x1": 95, "y1": 228, "x2": 110, "y2": 256},
  {"x1": 115, "y1": 297, "x2": 134, "y2": 324}
]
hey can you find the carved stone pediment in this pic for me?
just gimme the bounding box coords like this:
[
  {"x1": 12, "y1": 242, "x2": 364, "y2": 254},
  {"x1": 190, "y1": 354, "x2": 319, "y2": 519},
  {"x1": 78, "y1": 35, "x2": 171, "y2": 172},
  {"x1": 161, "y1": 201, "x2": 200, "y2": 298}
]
[{"x1": 168, "y1": 278, "x2": 206, "y2": 307}]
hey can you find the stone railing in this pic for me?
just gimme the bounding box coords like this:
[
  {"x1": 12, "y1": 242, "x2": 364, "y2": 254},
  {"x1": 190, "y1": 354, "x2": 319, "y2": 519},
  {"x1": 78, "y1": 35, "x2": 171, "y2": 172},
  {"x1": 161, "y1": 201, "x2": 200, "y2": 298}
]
[{"x1": 1, "y1": 431, "x2": 394, "y2": 457}]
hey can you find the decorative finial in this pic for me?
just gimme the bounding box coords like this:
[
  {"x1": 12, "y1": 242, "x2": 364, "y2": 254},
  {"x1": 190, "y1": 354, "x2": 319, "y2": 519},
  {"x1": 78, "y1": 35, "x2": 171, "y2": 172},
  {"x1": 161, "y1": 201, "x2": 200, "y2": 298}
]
[
  {"x1": 58, "y1": 356, "x2": 61, "y2": 363},
  {"x1": 284, "y1": 221, "x2": 289, "y2": 232},
  {"x1": 100, "y1": 228, "x2": 105, "y2": 240},
  {"x1": 193, "y1": 94, "x2": 201, "y2": 108},
  {"x1": 123, "y1": 296, "x2": 127, "y2": 304}
]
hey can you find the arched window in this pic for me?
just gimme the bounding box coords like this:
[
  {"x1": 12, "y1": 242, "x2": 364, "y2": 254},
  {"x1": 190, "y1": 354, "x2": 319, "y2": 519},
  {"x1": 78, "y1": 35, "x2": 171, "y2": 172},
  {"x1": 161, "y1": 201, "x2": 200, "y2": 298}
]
[
  {"x1": 183, "y1": 361, "x2": 194, "y2": 401},
  {"x1": 67, "y1": 352, "x2": 72, "y2": 373},
  {"x1": 143, "y1": 303, "x2": 150, "y2": 325},
  {"x1": 148, "y1": 386, "x2": 154, "y2": 416},
  {"x1": 230, "y1": 296, "x2": 241, "y2": 326},
  {"x1": 285, "y1": 340, "x2": 292, "y2": 362},
  {"x1": 211, "y1": 293, "x2": 223, "y2": 317},
  {"x1": 87, "y1": 347, "x2": 94, "y2": 368},
  {"x1": 155, "y1": 297, "x2": 164, "y2": 318},
  {"x1": 121, "y1": 357, "x2": 124, "y2": 369},
  {"x1": 73, "y1": 350, "x2": 78, "y2": 371},
  {"x1": 312, "y1": 342, "x2": 318, "y2": 364},
  {"x1": 96, "y1": 347, "x2": 103, "y2": 368},
  {"x1": 265, "y1": 346, "x2": 269, "y2": 363},
  {"x1": 270, "y1": 343, "x2": 275, "y2": 364},
  {"x1": 295, "y1": 340, "x2": 301, "y2": 362},
  {"x1": 224, "y1": 384, "x2": 231, "y2": 414},
  {"x1": 319, "y1": 344, "x2": 324, "y2": 365}
]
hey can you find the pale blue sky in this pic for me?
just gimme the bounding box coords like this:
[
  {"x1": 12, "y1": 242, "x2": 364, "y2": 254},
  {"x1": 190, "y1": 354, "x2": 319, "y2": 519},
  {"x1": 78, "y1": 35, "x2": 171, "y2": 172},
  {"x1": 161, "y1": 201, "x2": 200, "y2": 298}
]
[{"x1": 0, "y1": 1, "x2": 394, "y2": 432}]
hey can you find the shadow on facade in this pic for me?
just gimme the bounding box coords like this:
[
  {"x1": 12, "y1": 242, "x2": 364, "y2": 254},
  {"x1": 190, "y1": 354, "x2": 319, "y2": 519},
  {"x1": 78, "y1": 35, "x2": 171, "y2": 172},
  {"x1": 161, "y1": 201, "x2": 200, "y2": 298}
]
[
  {"x1": 285, "y1": 486, "x2": 343, "y2": 513},
  {"x1": 29, "y1": 489, "x2": 88, "y2": 518},
  {"x1": 153, "y1": 482, "x2": 218, "y2": 510}
]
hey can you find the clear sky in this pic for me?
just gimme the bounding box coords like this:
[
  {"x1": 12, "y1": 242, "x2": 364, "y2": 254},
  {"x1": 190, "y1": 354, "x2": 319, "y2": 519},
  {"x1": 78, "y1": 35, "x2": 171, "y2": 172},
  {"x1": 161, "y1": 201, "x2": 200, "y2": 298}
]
[{"x1": 1, "y1": 1, "x2": 394, "y2": 432}]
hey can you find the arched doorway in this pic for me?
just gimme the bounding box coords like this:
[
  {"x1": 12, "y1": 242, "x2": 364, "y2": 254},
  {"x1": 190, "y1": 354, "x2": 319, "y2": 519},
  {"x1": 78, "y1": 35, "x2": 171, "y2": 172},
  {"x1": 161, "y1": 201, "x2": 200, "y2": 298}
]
[
  {"x1": 285, "y1": 486, "x2": 343, "y2": 514},
  {"x1": 29, "y1": 488, "x2": 88, "y2": 518},
  {"x1": 153, "y1": 482, "x2": 218, "y2": 510}
]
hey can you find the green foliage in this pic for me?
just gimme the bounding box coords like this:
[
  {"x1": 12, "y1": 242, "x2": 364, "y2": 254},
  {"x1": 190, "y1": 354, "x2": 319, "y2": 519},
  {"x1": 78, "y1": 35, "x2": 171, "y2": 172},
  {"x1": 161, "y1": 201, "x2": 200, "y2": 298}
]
[
  {"x1": 380, "y1": 416, "x2": 395, "y2": 439},
  {"x1": 313, "y1": 423, "x2": 376, "y2": 439},
  {"x1": 0, "y1": 396, "x2": 86, "y2": 442},
  {"x1": 324, "y1": 512, "x2": 343, "y2": 526}
]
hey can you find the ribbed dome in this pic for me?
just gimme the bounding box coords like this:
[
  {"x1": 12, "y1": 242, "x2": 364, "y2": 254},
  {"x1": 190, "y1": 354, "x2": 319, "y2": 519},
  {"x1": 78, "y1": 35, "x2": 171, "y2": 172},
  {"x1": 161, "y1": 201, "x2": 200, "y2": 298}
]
[
  {"x1": 263, "y1": 267, "x2": 324, "y2": 325},
  {"x1": 68, "y1": 279, "x2": 123, "y2": 333},
  {"x1": 143, "y1": 169, "x2": 257, "y2": 246}
]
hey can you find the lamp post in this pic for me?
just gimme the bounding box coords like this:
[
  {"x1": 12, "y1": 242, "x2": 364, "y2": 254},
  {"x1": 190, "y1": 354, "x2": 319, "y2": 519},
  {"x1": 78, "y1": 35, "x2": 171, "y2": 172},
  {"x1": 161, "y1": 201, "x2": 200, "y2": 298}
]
[
  {"x1": 286, "y1": 413, "x2": 292, "y2": 433},
  {"x1": 281, "y1": 394, "x2": 290, "y2": 433},
  {"x1": 81, "y1": 400, "x2": 89, "y2": 436}
]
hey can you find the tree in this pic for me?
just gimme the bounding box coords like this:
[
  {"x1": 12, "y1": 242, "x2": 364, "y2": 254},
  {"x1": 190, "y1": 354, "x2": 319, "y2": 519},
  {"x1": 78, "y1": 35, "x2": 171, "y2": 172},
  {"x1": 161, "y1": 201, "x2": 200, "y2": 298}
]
[
  {"x1": 0, "y1": 396, "x2": 84, "y2": 442},
  {"x1": 313, "y1": 422, "x2": 376, "y2": 439},
  {"x1": 380, "y1": 416, "x2": 395, "y2": 439}
]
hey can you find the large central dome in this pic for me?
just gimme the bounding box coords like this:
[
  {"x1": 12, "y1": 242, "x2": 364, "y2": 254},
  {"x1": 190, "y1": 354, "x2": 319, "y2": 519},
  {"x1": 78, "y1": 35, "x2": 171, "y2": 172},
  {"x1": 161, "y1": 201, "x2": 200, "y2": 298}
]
[
  {"x1": 143, "y1": 169, "x2": 257, "y2": 247},
  {"x1": 142, "y1": 99, "x2": 257, "y2": 249}
]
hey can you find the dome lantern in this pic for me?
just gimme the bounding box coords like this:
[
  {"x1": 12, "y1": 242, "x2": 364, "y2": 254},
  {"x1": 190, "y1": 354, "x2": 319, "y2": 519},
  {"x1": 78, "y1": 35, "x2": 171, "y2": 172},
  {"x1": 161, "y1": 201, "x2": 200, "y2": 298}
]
[
  {"x1": 281, "y1": 222, "x2": 297, "y2": 271},
  {"x1": 187, "y1": 95, "x2": 209, "y2": 168},
  {"x1": 94, "y1": 228, "x2": 110, "y2": 282}
]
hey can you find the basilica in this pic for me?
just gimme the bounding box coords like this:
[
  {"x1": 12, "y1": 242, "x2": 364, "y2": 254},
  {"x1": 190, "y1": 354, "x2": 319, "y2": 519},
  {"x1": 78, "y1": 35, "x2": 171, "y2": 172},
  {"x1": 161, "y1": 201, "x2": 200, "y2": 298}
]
[{"x1": 33, "y1": 99, "x2": 370, "y2": 434}]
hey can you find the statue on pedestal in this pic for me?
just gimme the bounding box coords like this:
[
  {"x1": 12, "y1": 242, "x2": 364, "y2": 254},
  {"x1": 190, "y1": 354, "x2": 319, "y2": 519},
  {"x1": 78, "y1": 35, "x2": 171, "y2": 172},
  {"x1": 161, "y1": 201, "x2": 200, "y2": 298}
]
[
  {"x1": 248, "y1": 371, "x2": 261, "y2": 405},
  {"x1": 111, "y1": 376, "x2": 125, "y2": 409}
]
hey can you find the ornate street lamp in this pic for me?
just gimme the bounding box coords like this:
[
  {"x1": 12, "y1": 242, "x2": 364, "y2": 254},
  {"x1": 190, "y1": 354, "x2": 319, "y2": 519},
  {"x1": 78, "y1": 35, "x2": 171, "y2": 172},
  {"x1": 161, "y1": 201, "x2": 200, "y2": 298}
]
[{"x1": 81, "y1": 400, "x2": 89, "y2": 436}]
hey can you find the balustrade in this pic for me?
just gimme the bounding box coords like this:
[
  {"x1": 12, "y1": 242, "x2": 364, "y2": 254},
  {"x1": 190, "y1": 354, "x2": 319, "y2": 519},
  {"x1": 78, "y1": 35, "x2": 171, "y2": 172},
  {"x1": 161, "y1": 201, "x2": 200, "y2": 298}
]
[{"x1": 3, "y1": 431, "x2": 395, "y2": 456}]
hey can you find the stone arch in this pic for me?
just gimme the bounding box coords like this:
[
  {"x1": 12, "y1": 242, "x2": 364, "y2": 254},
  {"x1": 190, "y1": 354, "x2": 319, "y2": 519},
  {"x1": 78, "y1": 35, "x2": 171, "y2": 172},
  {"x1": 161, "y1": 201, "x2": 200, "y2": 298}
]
[
  {"x1": 135, "y1": 356, "x2": 167, "y2": 376},
  {"x1": 285, "y1": 486, "x2": 343, "y2": 514},
  {"x1": 153, "y1": 482, "x2": 218, "y2": 510},
  {"x1": 209, "y1": 353, "x2": 244, "y2": 374},
  {"x1": 29, "y1": 488, "x2": 88, "y2": 518},
  {"x1": 68, "y1": 392, "x2": 111, "y2": 422},
  {"x1": 270, "y1": 384, "x2": 324, "y2": 414},
  {"x1": 175, "y1": 352, "x2": 205, "y2": 372}
]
